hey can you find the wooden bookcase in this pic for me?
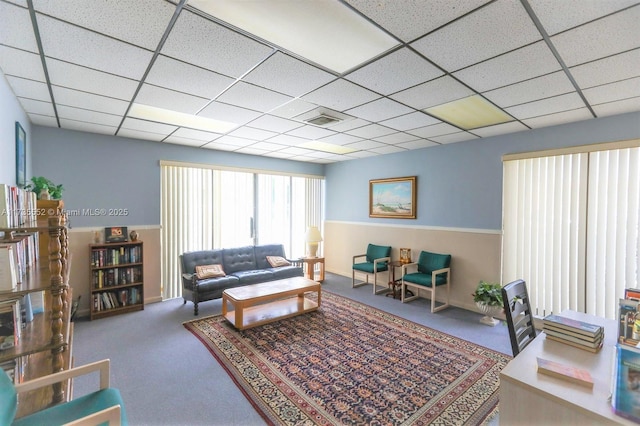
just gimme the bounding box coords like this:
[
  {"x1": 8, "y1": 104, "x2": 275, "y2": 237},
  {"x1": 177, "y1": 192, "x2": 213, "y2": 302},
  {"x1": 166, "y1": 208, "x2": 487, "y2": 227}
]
[
  {"x1": 0, "y1": 215, "x2": 72, "y2": 417},
  {"x1": 89, "y1": 241, "x2": 144, "y2": 320}
]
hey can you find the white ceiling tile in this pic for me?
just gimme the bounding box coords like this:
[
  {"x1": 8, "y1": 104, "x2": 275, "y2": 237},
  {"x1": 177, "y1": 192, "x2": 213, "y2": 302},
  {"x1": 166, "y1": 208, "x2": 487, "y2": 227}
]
[
  {"x1": 346, "y1": 124, "x2": 396, "y2": 138},
  {"x1": 28, "y1": 113, "x2": 57, "y2": 126},
  {"x1": 373, "y1": 132, "x2": 419, "y2": 144},
  {"x1": 390, "y1": 76, "x2": 475, "y2": 110},
  {"x1": 265, "y1": 134, "x2": 308, "y2": 146},
  {"x1": 38, "y1": 15, "x2": 153, "y2": 80},
  {"x1": 52, "y1": 86, "x2": 129, "y2": 115},
  {"x1": 18, "y1": 98, "x2": 55, "y2": 116},
  {"x1": 412, "y1": 0, "x2": 541, "y2": 71},
  {"x1": 161, "y1": 10, "x2": 273, "y2": 78},
  {"x1": 529, "y1": 0, "x2": 639, "y2": 35},
  {"x1": 163, "y1": 136, "x2": 207, "y2": 147},
  {"x1": 346, "y1": 98, "x2": 413, "y2": 122},
  {"x1": 5, "y1": 0, "x2": 28, "y2": 6},
  {"x1": 325, "y1": 117, "x2": 370, "y2": 132},
  {"x1": 136, "y1": 84, "x2": 210, "y2": 114},
  {"x1": 235, "y1": 147, "x2": 269, "y2": 156},
  {"x1": 370, "y1": 145, "x2": 407, "y2": 155},
  {"x1": 522, "y1": 108, "x2": 593, "y2": 128},
  {"x1": 228, "y1": 127, "x2": 277, "y2": 141},
  {"x1": 0, "y1": 46, "x2": 46, "y2": 82},
  {"x1": 397, "y1": 139, "x2": 439, "y2": 150},
  {"x1": 59, "y1": 118, "x2": 117, "y2": 135},
  {"x1": 6, "y1": 76, "x2": 50, "y2": 102},
  {"x1": 245, "y1": 115, "x2": 303, "y2": 133},
  {"x1": 344, "y1": 140, "x2": 387, "y2": 150},
  {"x1": 249, "y1": 141, "x2": 286, "y2": 151},
  {"x1": 379, "y1": 111, "x2": 441, "y2": 131},
  {"x1": 216, "y1": 81, "x2": 292, "y2": 112},
  {"x1": 259, "y1": 151, "x2": 295, "y2": 159},
  {"x1": 302, "y1": 79, "x2": 380, "y2": 111},
  {"x1": 505, "y1": 92, "x2": 586, "y2": 119},
  {"x1": 201, "y1": 141, "x2": 239, "y2": 151},
  {"x1": 583, "y1": 77, "x2": 640, "y2": 106},
  {"x1": 407, "y1": 122, "x2": 460, "y2": 138},
  {"x1": 317, "y1": 133, "x2": 363, "y2": 146},
  {"x1": 146, "y1": 55, "x2": 235, "y2": 99},
  {"x1": 483, "y1": 71, "x2": 576, "y2": 108},
  {"x1": 277, "y1": 147, "x2": 313, "y2": 156},
  {"x1": 57, "y1": 104, "x2": 122, "y2": 127},
  {"x1": 286, "y1": 125, "x2": 335, "y2": 140},
  {"x1": 45, "y1": 58, "x2": 138, "y2": 100},
  {"x1": 570, "y1": 48, "x2": 640, "y2": 89},
  {"x1": 453, "y1": 41, "x2": 562, "y2": 92},
  {"x1": 269, "y1": 99, "x2": 318, "y2": 119},
  {"x1": 430, "y1": 132, "x2": 479, "y2": 144},
  {"x1": 33, "y1": 0, "x2": 175, "y2": 50},
  {"x1": 117, "y1": 128, "x2": 167, "y2": 142},
  {"x1": 198, "y1": 102, "x2": 262, "y2": 125},
  {"x1": 345, "y1": 48, "x2": 443, "y2": 95},
  {"x1": 551, "y1": 6, "x2": 640, "y2": 67},
  {"x1": 345, "y1": 150, "x2": 377, "y2": 159},
  {"x1": 243, "y1": 52, "x2": 335, "y2": 97},
  {"x1": 171, "y1": 128, "x2": 220, "y2": 142},
  {"x1": 121, "y1": 118, "x2": 178, "y2": 135},
  {"x1": 471, "y1": 121, "x2": 529, "y2": 138},
  {"x1": 592, "y1": 97, "x2": 640, "y2": 117},
  {"x1": 346, "y1": 0, "x2": 490, "y2": 42},
  {"x1": 0, "y1": 2, "x2": 39, "y2": 52}
]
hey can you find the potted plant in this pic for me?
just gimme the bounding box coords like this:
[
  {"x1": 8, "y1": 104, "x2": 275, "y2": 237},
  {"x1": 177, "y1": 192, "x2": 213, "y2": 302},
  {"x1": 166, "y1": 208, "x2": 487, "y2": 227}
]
[
  {"x1": 25, "y1": 176, "x2": 64, "y2": 200},
  {"x1": 472, "y1": 280, "x2": 503, "y2": 326}
]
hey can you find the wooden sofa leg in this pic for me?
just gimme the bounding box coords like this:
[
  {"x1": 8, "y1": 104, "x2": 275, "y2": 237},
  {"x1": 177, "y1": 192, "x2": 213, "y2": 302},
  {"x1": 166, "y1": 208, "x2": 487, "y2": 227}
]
[{"x1": 193, "y1": 301, "x2": 199, "y2": 316}]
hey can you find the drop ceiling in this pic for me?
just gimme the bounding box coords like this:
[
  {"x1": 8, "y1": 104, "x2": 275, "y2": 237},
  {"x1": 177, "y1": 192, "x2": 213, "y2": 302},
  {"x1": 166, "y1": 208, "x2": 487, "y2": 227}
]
[{"x1": 0, "y1": 0, "x2": 638, "y2": 164}]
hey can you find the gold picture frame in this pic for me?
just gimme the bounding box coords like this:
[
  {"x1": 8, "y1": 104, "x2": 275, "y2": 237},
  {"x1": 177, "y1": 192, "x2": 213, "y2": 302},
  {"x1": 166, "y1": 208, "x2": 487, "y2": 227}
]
[{"x1": 369, "y1": 176, "x2": 416, "y2": 219}]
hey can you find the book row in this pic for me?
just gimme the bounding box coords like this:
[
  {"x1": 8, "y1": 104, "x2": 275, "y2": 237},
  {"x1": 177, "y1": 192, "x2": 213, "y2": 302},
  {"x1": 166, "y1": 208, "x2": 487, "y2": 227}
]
[
  {"x1": 0, "y1": 231, "x2": 39, "y2": 291},
  {"x1": 0, "y1": 184, "x2": 38, "y2": 229},
  {"x1": 93, "y1": 287, "x2": 142, "y2": 311},
  {"x1": 92, "y1": 267, "x2": 142, "y2": 289},
  {"x1": 90, "y1": 245, "x2": 142, "y2": 268}
]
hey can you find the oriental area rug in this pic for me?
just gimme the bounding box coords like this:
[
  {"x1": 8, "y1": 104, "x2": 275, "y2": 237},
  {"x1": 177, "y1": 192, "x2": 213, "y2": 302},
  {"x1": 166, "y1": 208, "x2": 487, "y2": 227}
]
[{"x1": 183, "y1": 291, "x2": 511, "y2": 425}]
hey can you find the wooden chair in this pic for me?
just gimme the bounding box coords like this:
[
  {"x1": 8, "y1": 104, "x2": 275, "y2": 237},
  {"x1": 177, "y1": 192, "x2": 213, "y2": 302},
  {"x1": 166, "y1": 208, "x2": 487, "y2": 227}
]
[
  {"x1": 1, "y1": 359, "x2": 127, "y2": 426},
  {"x1": 352, "y1": 244, "x2": 391, "y2": 294},
  {"x1": 501, "y1": 279, "x2": 537, "y2": 357},
  {"x1": 401, "y1": 251, "x2": 451, "y2": 313}
]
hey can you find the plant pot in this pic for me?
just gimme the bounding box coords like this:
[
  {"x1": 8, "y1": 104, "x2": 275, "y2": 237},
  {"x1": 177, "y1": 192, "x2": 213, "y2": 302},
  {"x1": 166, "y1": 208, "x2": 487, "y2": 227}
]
[{"x1": 476, "y1": 302, "x2": 502, "y2": 327}]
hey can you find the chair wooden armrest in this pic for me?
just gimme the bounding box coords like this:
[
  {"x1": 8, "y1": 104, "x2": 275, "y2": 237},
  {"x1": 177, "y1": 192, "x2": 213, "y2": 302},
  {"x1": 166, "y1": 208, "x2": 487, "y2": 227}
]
[
  {"x1": 372, "y1": 256, "x2": 390, "y2": 267},
  {"x1": 352, "y1": 253, "x2": 366, "y2": 264},
  {"x1": 431, "y1": 267, "x2": 450, "y2": 279},
  {"x1": 65, "y1": 405, "x2": 122, "y2": 426},
  {"x1": 15, "y1": 359, "x2": 110, "y2": 394},
  {"x1": 401, "y1": 262, "x2": 418, "y2": 275}
]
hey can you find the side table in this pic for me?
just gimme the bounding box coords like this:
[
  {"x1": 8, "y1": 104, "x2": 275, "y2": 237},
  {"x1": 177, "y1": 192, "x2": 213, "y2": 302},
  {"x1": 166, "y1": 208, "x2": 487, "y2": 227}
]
[
  {"x1": 386, "y1": 261, "x2": 404, "y2": 299},
  {"x1": 300, "y1": 257, "x2": 325, "y2": 282}
]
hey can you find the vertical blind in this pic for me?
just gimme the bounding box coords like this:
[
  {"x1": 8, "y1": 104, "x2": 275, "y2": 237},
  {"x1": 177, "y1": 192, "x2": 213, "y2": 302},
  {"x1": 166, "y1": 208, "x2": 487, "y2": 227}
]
[
  {"x1": 502, "y1": 143, "x2": 640, "y2": 319},
  {"x1": 160, "y1": 163, "x2": 324, "y2": 300}
]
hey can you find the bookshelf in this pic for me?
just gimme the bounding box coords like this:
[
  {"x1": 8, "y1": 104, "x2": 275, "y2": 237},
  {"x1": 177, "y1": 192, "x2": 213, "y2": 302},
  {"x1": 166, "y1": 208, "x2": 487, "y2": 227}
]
[
  {"x1": 90, "y1": 241, "x2": 144, "y2": 320},
  {"x1": 0, "y1": 214, "x2": 72, "y2": 417}
]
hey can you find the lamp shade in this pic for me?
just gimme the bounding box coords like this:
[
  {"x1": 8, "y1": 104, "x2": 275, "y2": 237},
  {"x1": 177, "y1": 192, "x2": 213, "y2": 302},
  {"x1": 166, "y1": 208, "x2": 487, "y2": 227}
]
[{"x1": 305, "y1": 226, "x2": 323, "y2": 243}]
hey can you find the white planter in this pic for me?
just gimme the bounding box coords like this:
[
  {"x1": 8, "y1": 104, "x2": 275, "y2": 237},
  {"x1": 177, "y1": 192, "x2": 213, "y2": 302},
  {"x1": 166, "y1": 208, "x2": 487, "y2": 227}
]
[{"x1": 476, "y1": 302, "x2": 502, "y2": 327}]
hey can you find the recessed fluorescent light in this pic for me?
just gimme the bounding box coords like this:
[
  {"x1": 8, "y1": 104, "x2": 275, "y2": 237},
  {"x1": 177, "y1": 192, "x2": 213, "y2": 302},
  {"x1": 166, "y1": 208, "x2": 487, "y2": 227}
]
[
  {"x1": 188, "y1": 0, "x2": 399, "y2": 73},
  {"x1": 128, "y1": 103, "x2": 237, "y2": 133},
  {"x1": 426, "y1": 95, "x2": 513, "y2": 130},
  {"x1": 299, "y1": 140, "x2": 357, "y2": 154}
]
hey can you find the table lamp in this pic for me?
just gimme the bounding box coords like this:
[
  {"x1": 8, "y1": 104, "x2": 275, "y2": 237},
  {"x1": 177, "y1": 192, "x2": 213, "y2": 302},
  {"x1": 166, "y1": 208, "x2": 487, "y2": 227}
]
[{"x1": 305, "y1": 226, "x2": 323, "y2": 258}]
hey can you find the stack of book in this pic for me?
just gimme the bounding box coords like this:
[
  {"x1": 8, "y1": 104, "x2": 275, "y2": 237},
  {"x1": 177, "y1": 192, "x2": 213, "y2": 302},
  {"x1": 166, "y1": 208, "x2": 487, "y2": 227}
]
[{"x1": 542, "y1": 314, "x2": 604, "y2": 352}]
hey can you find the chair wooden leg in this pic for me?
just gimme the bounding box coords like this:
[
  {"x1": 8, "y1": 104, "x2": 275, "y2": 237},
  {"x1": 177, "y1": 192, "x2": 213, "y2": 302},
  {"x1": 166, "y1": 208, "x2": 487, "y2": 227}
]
[{"x1": 352, "y1": 270, "x2": 369, "y2": 288}]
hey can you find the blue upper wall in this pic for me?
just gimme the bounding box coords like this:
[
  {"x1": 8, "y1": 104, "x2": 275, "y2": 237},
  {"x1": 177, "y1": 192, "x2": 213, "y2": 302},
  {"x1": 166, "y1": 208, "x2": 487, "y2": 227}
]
[{"x1": 325, "y1": 112, "x2": 640, "y2": 230}]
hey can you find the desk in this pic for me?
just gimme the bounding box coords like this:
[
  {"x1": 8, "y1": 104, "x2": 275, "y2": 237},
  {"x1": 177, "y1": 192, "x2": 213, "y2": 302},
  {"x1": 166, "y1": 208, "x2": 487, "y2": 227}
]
[
  {"x1": 500, "y1": 310, "x2": 633, "y2": 425},
  {"x1": 300, "y1": 257, "x2": 324, "y2": 282}
]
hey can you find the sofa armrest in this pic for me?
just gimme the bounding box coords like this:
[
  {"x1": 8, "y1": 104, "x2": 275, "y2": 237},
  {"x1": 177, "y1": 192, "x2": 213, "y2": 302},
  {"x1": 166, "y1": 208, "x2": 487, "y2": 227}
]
[
  {"x1": 182, "y1": 273, "x2": 195, "y2": 282},
  {"x1": 15, "y1": 359, "x2": 111, "y2": 394},
  {"x1": 352, "y1": 253, "x2": 367, "y2": 264},
  {"x1": 287, "y1": 258, "x2": 303, "y2": 268},
  {"x1": 65, "y1": 405, "x2": 122, "y2": 426}
]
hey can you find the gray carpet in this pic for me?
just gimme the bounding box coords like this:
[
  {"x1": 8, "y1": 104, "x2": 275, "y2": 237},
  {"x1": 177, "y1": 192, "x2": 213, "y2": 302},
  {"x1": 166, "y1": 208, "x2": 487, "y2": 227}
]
[{"x1": 71, "y1": 273, "x2": 511, "y2": 425}]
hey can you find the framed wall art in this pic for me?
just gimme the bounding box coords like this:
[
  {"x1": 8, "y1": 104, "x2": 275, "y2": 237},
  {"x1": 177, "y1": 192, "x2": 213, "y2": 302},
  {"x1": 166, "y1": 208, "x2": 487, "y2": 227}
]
[
  {"x1": 369, "y1": 176, "x2": 417, "y2": 219},
  {"x1": 15, "y1": 121, "x2": 26, "y2": 188}
]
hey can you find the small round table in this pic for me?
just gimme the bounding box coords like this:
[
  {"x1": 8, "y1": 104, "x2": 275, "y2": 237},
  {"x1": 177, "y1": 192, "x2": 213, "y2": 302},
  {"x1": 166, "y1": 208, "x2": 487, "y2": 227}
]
[{"x1": 386, "y1": 260, "x2": 404, "y2": 299}]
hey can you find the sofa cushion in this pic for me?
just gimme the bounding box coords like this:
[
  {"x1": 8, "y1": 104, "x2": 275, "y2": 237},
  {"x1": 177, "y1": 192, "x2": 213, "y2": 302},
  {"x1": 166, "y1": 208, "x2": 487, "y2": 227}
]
[
  {"x1": 195, "y1": 264, "x2": 225, "y2": 279},
  {"x1": 266, "y1": 256, "x2": 291, "y2": 267},
  {"x1": 254, "y1": 244, "x2": 286, "y2": 269},
  {"x1": 223, "y1": 246, "x2": 257, "y2": 274},
  {"x1": 416, "y1": 251, "x2": 451, "y2": 274},
  {"x1": 195, "y1": 275, "x2": 240, "y2": 293},
  {"x1": 232, "y1": 269, "x2": 274, "y2": 285},
  {"x1": 269, "y1": 265, "x2": 304, "y2": 280},
  {"x1": 403, "y1": 272, "x2": 448, "y2": 287},
  {"x1": 366, "y1": 244, "x2": 391, "y2": 264}
]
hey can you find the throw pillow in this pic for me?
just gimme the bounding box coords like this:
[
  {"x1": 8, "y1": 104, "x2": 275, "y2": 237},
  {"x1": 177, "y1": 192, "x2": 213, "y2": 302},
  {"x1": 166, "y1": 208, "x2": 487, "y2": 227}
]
[
  {"x1": 195, "y1": 264, "x2": 225, "y2": 279},
  {"x1": 266, "y1": 256, "x2": 291, "y2": 268}
]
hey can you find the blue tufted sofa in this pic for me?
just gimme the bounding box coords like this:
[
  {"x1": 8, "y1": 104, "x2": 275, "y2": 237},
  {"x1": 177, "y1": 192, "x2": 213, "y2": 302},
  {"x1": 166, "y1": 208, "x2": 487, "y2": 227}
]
[{"x1": 180, "y1": 244, "x2": 303, "y2": 315}]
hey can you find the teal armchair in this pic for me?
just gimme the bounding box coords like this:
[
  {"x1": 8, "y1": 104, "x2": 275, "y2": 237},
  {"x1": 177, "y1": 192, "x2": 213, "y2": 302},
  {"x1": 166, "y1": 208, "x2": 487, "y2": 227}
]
[
  {"x1": 401, "y1": 250, "x2": 451, "y2": 312},
  {"x1": 1, "y1": 359, "x2": 127, "y2": 426},
  {"x1": 352, "y1": 244, "x2": 391, "y2": 294}
]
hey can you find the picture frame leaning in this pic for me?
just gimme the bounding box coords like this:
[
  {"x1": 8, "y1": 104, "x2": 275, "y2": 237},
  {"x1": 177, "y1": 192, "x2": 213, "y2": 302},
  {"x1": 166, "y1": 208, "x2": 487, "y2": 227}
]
[
  {"x1": 369, "y1": 176, "x2": 417, "y2": 219},
  {"x1": 15, "y1": 121, "x2": 26, "y2": 188}
]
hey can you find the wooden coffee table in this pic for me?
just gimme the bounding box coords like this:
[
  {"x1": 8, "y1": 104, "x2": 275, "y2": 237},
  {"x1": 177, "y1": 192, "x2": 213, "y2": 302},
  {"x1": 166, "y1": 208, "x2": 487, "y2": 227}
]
[{"x1": 222, "y1": 276, "x2": 321, "y2": 330}]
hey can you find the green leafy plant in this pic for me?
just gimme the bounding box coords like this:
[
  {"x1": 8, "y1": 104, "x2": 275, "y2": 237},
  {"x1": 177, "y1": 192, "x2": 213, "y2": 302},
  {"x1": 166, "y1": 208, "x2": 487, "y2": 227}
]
[
  {"x1": 25, "y1": 176, "x2": 64, "y2": 199},
  {"x1": 472, "y1": 280, "x2": 503, "y2": 307}
]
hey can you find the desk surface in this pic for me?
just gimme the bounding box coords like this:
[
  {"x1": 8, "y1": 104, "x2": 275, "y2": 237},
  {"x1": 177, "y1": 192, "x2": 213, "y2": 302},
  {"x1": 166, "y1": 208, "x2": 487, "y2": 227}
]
[{"x1": 500, "y1": 310, "x2": 634, "y2": 425}]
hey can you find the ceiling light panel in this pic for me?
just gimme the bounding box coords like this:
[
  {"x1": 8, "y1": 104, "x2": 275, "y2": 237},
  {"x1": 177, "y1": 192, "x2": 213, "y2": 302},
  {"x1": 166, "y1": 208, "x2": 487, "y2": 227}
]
[
  {"x1": 32, "y1": 0, "x2": 175, "y2": 50},
  {"x1": 570, "y1": 49, "x2": 640, "y2": 89},
  {"x1": 345, "y1": 0, "x2": 489, "y2": 43},
  {"x1": 37, "y1": 15, "x2": 153, "y2": 80},
  {"x1": 390, "y1": 75, "x2": 474, "y2": 110},
  {"x1": 128, "y1": 103, "x2": 237, "y2": 133},
  {"x1": 161, "y1": 10, "x2": 274, "y2": 77},
  {"x1": 243, "y1": 52, "x2": 336, "y2": 97},
  {"x1": 302, "y1": 79, "x2": 380, "y2": 111},
  {"x1": 136, "y1": 84, "x2": 210, "y2": 114},
  {"x1": 427, "y1": 95, "x2": 514, "y2": 129},
  {"x1": 550, "y1": 6, "x2": 640, "y2": 67},
  {"x1": 52, "y1": 86, "x2": 129, "y2": 116},
  {"x1": 453, "y1": 41, "x2": 562, "y2": 92},
  {"x1": 189, "y1": 0, "x2": 399, "y2": 74},
  {"x1": 215, "y1": 81, "x2": 293, "y2": 112},
  {"x1": 411, "y1": 0, "x2": 541, "y2": 72},
  {"x1": 0, "y1": 46, "x2": 46, "y2": 81},
  {"x1": 345, "y1": 48, "x2": 443, "y2": 95},
  {"x1": 0, "y1": 2, "x2": 39, "y2": 52}
]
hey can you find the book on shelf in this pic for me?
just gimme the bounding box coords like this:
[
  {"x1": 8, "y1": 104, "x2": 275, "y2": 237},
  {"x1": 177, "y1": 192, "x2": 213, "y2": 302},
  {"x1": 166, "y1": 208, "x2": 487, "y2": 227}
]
[
  {"x1": 0, "y1": 244, "x2": 18, "y2": 290},
  {"x1": 542, "y1": 313, "x2": 604, "y2": 338},
  {"x1": 542, "y1": 323, "x2": 603, "y2": 342},
  {"x1": 536, "y1": 357, "x2": 594, "y2": 388},
  {"x1": 545, "y1": 334, "x2": 603, "y2": 353},
  {"x1": 625, "y1": 288, "x2": 640, "y2": 302},
  {"x1": 0, "y1": 299, "x2": 21, "y2": 350},
  {"x1": 543, "y1": 328, "x2": 603, "y2": 348},
  {"x1": 619, "y1": 298, "x2": 640, "y2": 347},
  {"x1": 612, "y1": 344, "x2": 640, "y2": 422}
]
